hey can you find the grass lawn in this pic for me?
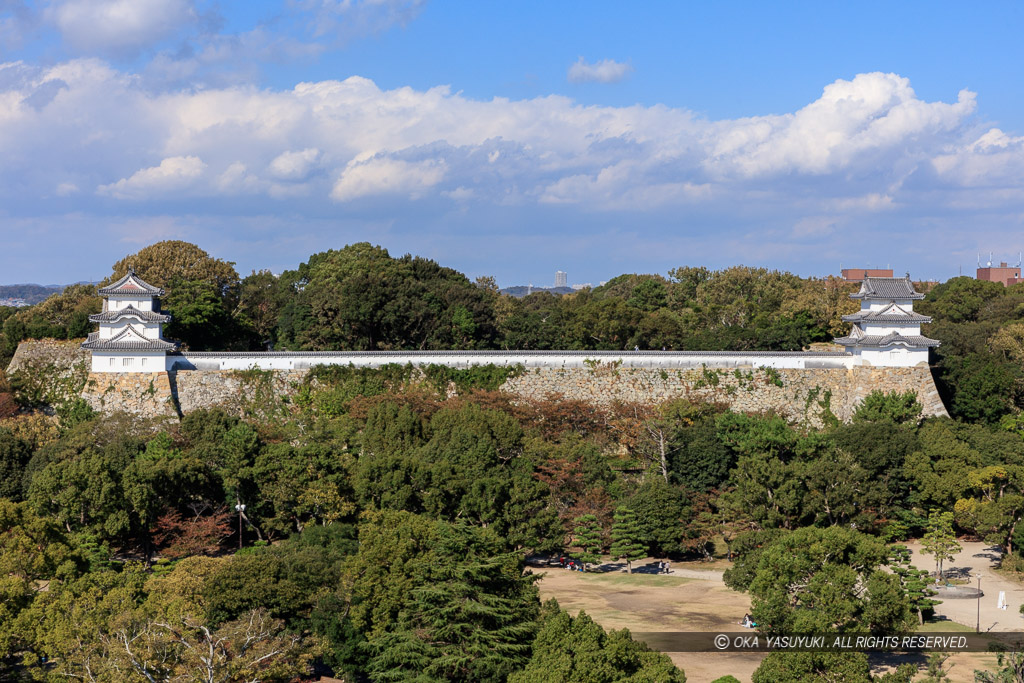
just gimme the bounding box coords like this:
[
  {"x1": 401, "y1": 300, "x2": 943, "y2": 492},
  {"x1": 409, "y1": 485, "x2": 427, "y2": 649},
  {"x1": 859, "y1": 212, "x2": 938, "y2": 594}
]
[
  {"x1": 917, "y1": 620, "x2": 975, "y2": 633},
  {"x1": 574, "y1": 572, "x2": 694, "y2": 588}
]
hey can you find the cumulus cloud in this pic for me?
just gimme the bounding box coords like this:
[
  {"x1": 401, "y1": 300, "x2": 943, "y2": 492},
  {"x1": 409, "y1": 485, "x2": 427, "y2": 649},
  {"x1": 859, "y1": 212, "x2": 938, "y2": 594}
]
[
  {"x1": 1, "y1": 63, "x2": 1020, "y2": 235},
  {"x1": 269, "y1": 148, "x2": 321, "y2": 180},
  {"x1": 45, "y1": 0, "x2": 199, "y2": 57},
  {"x1": 331, "y1": 157, "x2": 446, "y2": 201},
  {"x1": 98, "y1": 156, "x2": 207, "y2": 199},
  {"x1": 567, "y1": 57, "x2": 634, "y2": 84}
]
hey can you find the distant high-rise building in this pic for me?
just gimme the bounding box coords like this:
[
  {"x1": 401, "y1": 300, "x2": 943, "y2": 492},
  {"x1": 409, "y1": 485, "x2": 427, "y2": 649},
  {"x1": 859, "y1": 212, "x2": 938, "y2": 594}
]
[{"x1": 555, "y1": 271, "x2": 567, "y2": 288}]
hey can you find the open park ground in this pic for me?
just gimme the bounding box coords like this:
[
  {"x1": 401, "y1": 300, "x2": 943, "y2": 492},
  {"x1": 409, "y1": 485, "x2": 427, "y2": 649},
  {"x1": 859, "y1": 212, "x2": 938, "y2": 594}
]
[{"x1": 533, "y1": 542, "x2": 1021, "y2": 683}]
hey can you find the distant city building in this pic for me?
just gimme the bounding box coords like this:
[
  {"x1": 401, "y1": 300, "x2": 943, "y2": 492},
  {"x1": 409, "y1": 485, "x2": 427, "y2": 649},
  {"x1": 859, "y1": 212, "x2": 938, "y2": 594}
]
[
  {"x1": 0, "y1": 298, "x2": 29, "y2": 307},
  {"x1": 555, "y1": 271, "x2": 567, "y2": 288},
  {"x1": 571, "y1": 283, "x2": 592, "y2": 290},
  {"x1": 977, "y1": 260, "x2": 1022, "y2": 287},
  {"x1": 841, "y1": 268, "x2": 894, "y2": 282}
]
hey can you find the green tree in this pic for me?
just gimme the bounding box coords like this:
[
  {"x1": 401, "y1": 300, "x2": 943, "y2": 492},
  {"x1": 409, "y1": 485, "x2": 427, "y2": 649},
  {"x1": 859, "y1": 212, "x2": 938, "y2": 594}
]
[
  {"x1": 747, "y1": 527, "x2": 912, "y2": 636},
  {"x1": 852, "y1": 390, "x2": 923, "y2": 425},
  {"x1": 609, "y1": 506, "x2": 647, "y2": 573},
  {"x1": 572, "y1": 514, "x2": 603, "y2": 569},
  {"x1": 507, "y1": 602, "x2": 686, "y2": 683},
  {"x1": 889, "y1": 545, "x2": 940, "y2": 625},
  {"x1": 921, "y1": 510, "x2": 961, "y2": 580}
]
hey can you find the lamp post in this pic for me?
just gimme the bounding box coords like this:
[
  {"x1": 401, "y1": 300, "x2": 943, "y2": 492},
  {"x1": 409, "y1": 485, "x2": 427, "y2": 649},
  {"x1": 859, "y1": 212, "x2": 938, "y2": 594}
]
[
  {"x1": 976, "y1": 575, "x2": 981, "y2": 633},
  {"x1": 235, "y1": 503, "x2": 246, "y2": 550}
]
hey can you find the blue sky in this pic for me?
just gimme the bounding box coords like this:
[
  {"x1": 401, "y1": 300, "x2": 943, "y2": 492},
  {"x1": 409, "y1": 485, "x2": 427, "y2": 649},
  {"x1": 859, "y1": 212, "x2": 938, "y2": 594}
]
[{"x1": 2, "y1": 1, "x2": 1024, "y2": 287}]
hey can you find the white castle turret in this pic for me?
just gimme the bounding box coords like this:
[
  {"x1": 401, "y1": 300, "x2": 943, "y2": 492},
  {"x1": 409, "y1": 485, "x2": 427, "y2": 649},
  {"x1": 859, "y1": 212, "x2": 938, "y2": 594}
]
[
  {"x1": 833, "y1": 275, "x2": 938, "y2": 367},
  {"x1": 82, "y1": 268, "x2": 178, "y2": 372}
]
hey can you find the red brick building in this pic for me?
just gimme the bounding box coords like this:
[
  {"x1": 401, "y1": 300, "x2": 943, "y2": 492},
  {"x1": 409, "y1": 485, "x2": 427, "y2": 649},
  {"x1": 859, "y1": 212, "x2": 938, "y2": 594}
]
[
  {"x1": 841, "y1": 268, "x2": 894, "y2": 282},
  {"x1": 977, "y1": 262, "x2": 1022, "y2": 287}
]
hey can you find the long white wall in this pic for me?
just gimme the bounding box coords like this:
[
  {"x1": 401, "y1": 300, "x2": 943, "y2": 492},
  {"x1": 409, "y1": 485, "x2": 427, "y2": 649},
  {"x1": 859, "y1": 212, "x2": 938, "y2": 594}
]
[{"x1": 165, "y1": 350, "x2": 857, "y2": 372}]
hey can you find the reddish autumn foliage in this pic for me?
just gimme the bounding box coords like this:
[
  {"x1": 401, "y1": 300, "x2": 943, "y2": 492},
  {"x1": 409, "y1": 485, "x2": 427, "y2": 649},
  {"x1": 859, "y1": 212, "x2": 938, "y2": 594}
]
[
  {"x1": 0, "y1": 393, "x2": 17, "y2": 419},
  {"x1": 153, "y1": 506, "x2": 233, "y2": 559}
]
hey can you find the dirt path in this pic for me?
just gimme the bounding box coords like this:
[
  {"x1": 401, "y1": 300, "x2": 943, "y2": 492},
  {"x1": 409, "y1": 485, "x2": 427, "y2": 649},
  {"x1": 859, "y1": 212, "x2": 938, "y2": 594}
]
[
  {"x1": 534, "y1": 555, "x2": 1008, "y2": 683},
  {"x1": 903, "y1": 540, "x2": 1024, "y2": 631},
  {"x1": 534, "y1": 558, "x2": 764, "y2": 683}
]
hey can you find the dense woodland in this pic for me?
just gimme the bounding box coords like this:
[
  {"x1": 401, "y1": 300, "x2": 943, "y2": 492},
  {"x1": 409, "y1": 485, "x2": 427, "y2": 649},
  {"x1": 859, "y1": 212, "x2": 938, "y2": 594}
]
[{"x1": 3, "y1": 241, "x2": 1024, "y2": 681}]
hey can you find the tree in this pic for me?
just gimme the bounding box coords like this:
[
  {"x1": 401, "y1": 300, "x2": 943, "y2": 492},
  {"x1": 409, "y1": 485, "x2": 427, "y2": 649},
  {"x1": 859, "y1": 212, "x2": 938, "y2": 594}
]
[
  {"x1": 0, "y1": 427, "x2": 30, "y2": 500},
  {"x1": 609, "y1": 506, "x2": 647, "y2": 573},
  {"x1": 572, "y1": 514, "x2": 603, "y2": 569},
  {"x1": 507, "y1": 602, "x2": 686, "y2": 683},
  {"x1": 954, "y1": 465, "x2": 1024, "y2": 554},
  {"x1": 106, "y1": 240, "x2": 240, "y2": 297},
  {"x1": 921, "y1": 510, "x2": 961, "y2": 580},
  {"x1": 753, "y1": 651, "x2": 914, "y2": 683},
  {"x1": 975, "y1": 651, "x2": 1024, "y2": 683},
  {"x1": 889, "y1": 545, "x2": 940, "y2": 625},
  {"x1": 747, "y1": 527, "x2": 912, "y2": 636},
  {"x1": 852, "y1": 390, "x2": 923, "y2": 425}
]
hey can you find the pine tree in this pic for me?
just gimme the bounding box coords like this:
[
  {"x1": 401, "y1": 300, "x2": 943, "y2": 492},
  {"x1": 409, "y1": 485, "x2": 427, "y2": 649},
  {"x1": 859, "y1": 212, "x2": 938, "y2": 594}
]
[
  {"x1": 609, "y1": 506, "x2": 647, "y2": 573},
  {"x1": 890, "y1": 545, "x2": 941, "y2": 624},
  {"x1": 572, "y1": 514, "x2": 603, "y2": 570},
  {"x1": 921, "y1": 510, "x2": 961, "y2": 580}
]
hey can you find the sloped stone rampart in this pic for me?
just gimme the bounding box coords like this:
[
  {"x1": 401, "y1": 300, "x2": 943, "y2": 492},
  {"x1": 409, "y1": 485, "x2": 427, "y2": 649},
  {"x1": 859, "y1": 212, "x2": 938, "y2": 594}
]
[
  {"x1": 173, "y1": 369, "x2": 306, "y2": 417},
  {"x1": 98, "y1": 363, "x2": 945, "y2": 428},
  {"x1": 10, "y1": 341, "x2": 949, "y2": 424},
  {"x1": 81, "y1": 372, "x2": 178, "y2": 418},
  {"x1": 503, "y1": 365, "x2": 947, "y2": 427},
  {"x1": 7, "y1": 339, "x2": 89, "y2": 374}
]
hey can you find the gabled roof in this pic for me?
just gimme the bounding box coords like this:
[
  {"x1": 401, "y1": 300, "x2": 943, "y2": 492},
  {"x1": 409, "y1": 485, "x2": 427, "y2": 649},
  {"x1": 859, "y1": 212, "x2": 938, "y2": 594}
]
[
  {"x1": 81, "y1": 325, "x2": 177, "y2": 351},
  {"x1": 841, "y1": 302, "x2": 932, "y2": 324},
  {"x1": 850, "y1": 276, "x2": 925, "y2": 301},
  {"x1": 89, "y1": 305, "x2": 170, "y2": 324},
  {"x1": 833, "y1": 331, "x2": 940, "y2": 348},
  {"x1": 97, "y1": 268, "x2": 164, "y2": 297}
]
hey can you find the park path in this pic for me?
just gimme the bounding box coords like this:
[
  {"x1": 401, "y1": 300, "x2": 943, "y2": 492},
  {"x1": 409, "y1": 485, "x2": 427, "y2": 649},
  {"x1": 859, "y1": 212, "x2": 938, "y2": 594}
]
[{"x1": 903, "y1": 540, "x2": 1024, "y2": 632}]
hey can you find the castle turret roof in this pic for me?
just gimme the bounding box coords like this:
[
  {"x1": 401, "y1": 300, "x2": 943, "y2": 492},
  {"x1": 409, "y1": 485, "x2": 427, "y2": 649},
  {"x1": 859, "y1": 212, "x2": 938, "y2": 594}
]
[
  {"x1": 850, "y1": 276, "x2": 924, "y2": 301},
  {"x1": 97, "y1": 268, "x2": 165, "y2": 297},
  {"x1": 89, "y1": 305, "x2": 171, "y2": 324},
  {"x1": 841, "y1": 302, "x2": 932, "y2": 324},
  {"x1": 82, "y1": 326, "x2": 178, "y2": 351},
  {"x1": 833, "y1": 331, "x2": 939, "y2": 348}
]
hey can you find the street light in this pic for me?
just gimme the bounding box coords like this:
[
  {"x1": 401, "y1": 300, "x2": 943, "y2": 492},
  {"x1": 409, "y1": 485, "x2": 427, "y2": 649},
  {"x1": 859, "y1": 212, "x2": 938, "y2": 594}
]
[
  {"x1": 235, "y1": 503, "x2": 246, "y2": 550},
  {"x1": 976, "y1": 575, "x2": 982, "y2": 633}
]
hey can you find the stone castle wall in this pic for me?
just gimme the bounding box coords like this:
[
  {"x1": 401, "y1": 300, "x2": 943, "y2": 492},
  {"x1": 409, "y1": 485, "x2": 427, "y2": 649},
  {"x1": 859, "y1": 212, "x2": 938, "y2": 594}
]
[
  {"x1": 9, "y1": 341, "x2": 950, "y2": 425},
  {"x1": 503, "y1": 365, "x2": 947, "y2": 427},
  {"x1": 81, "y1": 372, "x2": 178, "y2": 419},
  {"x1": 6, "y1": 339, "x2": 90, "y2": 375}
]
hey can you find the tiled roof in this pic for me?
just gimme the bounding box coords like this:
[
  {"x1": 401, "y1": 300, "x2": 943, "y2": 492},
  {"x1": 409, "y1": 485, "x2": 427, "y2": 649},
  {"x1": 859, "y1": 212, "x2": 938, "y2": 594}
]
[
  {"x1": 842, "y1": 303, "x2": 931, "y2": 324},
  {"x1": 97, "y1": 268, "x2": 165, "y2": 297},
  {"x1": 850, "y1": 276, "x2": 925, "y2": 300},
  {"x1": 833, "y1": 331, "x2": 940, "y2": 348},
  {"x1": 89, "y1": 305, "x2": 170, "y2": 324},
  {"x1": 81, "y1": 328, "x2": 177, "y2": 351}
]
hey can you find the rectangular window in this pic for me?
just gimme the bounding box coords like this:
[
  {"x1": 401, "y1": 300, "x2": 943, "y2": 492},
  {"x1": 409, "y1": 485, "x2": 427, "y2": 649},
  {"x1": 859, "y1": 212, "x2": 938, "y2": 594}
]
[
  {"x1": 109, "y1": 357, "x2": 115, "y2": 367},
  {"x1": 141, "y1": 358, "x2": 147, "y2": 368},
  {"x1": 123, "y1": 357, "x2": 133, "y2": 367}
]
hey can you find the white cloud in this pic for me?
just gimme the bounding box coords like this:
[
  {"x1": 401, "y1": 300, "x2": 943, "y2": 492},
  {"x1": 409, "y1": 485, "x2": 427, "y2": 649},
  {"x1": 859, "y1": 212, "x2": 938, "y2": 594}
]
[
  {"x1": 299, "y1": 0, "x2": 425, "y2": 42},
  {"x1": 45, "y1": 0, "x2": 198, "y2": 57},
  {"x1": 331, "y1": 157, "x2": 446, "y2": 201},
  {"x1": 98, "y1": 156, "x2": 207, "y2": 199},
  {"x1": 268, "y1": 148, "x2": 321, "y2": 180},
  {"x1": 567, "y1": 57, "x2": 634, "y2": 84},
  {"x1": 1, "y1": 63, "x2": 1019, "y2": 232}
]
